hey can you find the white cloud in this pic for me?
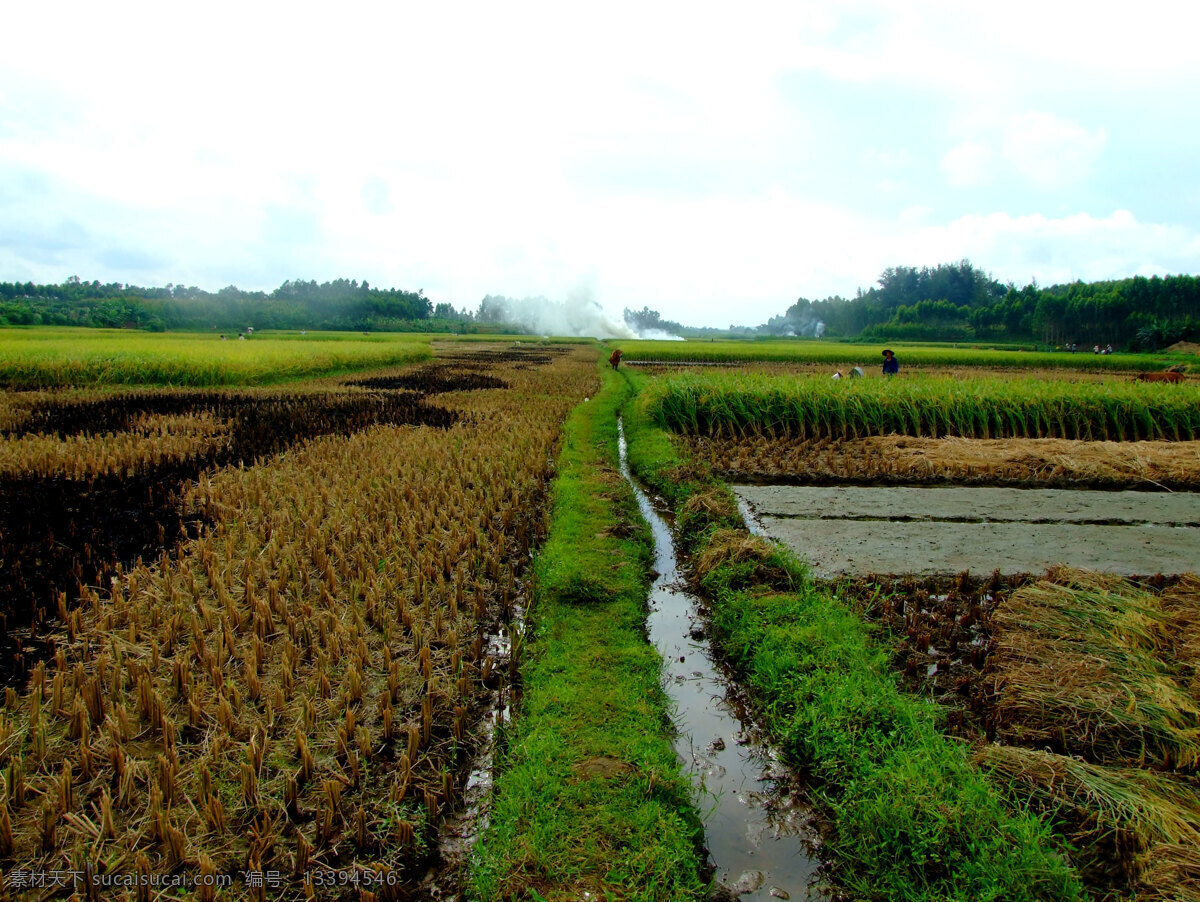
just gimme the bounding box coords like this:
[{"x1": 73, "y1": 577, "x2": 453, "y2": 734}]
[
  {"x1": 898, "y1": 210, "x2": 1200, "y2": 287},
  {"x1": 1, "y1": 2, "x2": 1198, "y2": 328},
  {"x1": 1001, "y1": 113, "x2": 1107, "y2": 188},
  {"x1": 940, "y1": 141, "x2": 994, "y2": 187}
]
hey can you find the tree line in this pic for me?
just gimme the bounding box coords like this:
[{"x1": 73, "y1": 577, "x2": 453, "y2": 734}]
[
  {"x1": 0, "y1": 277, "x2": 501, "y2": 333},
  {"x1": 4, "y1": 264, "x2": 1199, "y2": 349},
  {"x1": 760, "y1": 262, "x2": 1200, "y2": 350}
]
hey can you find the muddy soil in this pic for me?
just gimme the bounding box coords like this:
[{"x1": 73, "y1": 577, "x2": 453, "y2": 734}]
[{"x1": 736, "y1": 484, "x2": 1200, "y2": 578}]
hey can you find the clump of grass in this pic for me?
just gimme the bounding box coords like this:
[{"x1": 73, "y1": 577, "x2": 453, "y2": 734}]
[
  {"x1": 675, "y1": 486, "x2": 742, "y2": 550},
  {"x1": 1137, "y1": 843, "x2": 1200, "y2": 902},
  {"x1": 1163, "y1": 574, "x2": 1200, "y2": 698},
  {"x1": 988, "y1": 569, "x2": 1200, "y2": 769},
  {"x1": 693, "y1": 529, "x2": 806, "y2": 593}
]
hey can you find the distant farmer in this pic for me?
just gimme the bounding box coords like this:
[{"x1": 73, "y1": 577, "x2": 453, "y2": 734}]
[
  {"x1": 882, "y1": 349, "x2": 899, "y2": 376},
  {"x1": 609, "y1": 348, "x2": 623, "y2": 370}
]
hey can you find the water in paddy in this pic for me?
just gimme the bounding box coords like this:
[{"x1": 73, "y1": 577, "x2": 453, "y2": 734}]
[{"x1": 617, "y1": 420, "x2": 828, "y2": 901}]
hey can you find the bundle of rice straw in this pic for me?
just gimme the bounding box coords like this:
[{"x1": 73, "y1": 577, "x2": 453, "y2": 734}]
[
  {"x1": 1163, "y1": 574, "x2": 1200, "y2": 701},
  {"x1": 976, "y1": 744, "x2": 1200, "y2": 899},
  {"x1": 989, "y1": 568, "x2": 1200, "y2": 769}
]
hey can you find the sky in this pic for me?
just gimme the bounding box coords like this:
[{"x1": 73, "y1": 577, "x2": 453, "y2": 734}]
[{"x1": 2, "y1": 1, "x2": 1199, "y2": 329}]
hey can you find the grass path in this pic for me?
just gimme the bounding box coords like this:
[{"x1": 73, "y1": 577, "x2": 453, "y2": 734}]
[{"x1": 470, "y1": 361, "x2": 706, "y2": 901}]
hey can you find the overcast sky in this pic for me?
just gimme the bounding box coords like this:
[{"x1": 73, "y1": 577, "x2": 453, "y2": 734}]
[{"x1": 3, "y1": 1, "x2": 1199, "y2": 327}]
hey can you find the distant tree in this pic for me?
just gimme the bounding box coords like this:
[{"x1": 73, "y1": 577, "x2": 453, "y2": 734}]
[{"x1": 475, "y1": 295, "x2": 509, "y2": 324}]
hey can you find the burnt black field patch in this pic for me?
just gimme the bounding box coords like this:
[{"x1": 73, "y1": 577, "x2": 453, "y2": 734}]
[
  {"x1": 0, "y1": 340, "x2": 565, "y2": 685},
  {"x1": 7, "y1": 389, "x2": 457, "y2": 445},
  {"x1": 0, "y1": 464, "x2": 204, "y2": 680},
  {"x1": 440, "y1": 346, "x2": 564, "y2": 368},
  {"x1": 350, "y1": 364, "x2": 508, "y2": 394}
]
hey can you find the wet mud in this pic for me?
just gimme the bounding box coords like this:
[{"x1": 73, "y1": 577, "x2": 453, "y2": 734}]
[{"x1": 735, "y1": 484, "x2": 1200, "y2": 578}]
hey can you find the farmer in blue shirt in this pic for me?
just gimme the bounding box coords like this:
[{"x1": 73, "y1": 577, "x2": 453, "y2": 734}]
[{"x1": 882, "y1": 349, "x2": 899, "y2": 375}]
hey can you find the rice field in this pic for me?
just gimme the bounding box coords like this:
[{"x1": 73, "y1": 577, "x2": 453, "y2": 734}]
[
  {"x1": 0, "y1": 340, "x2": 597, "y2": 898},
  {"x1": 2, "y1": 329, "x2": 1196, "y2": 900},
  {"x1": 0, "y1": 328, "x2": 433, "y2": 388},
  {"x1": 640, "y1": 371, "x2": 1200, "y2": 441},
  {"x1": 615, "y1": 338, "x2": 1181, "y2": 372}
]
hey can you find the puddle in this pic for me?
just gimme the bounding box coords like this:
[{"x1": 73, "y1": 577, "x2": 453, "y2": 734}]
[{"x1": 618, "y1": 420, "x2": 828, "y2": 901}]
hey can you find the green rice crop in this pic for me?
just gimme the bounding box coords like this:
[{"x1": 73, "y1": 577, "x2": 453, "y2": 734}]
[
  {"x1": 613, "y1": 339, "x2": 1170, "y2": 371},
  {"x1": 0, "y1": 327, "x2": 432, "y2": 387},
  {"x1": 640, "y1": 372, "x2": 1200, "y2": 441}
]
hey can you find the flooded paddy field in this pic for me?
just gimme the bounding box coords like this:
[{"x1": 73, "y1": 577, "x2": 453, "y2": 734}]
[{"x1": 735, "y1": 484, "x2": 1200, "y2": 578}]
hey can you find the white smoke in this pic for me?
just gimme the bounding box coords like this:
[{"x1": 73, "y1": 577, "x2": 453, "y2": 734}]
[
  {"x1": 480, "y1": 282, "x2": 692, "y2": 340},
  {"x1": 486, "y1": 286, "x2": 637, "y2": 339},
  {"x1": 637, "y1": 327, "x2": 685, "y2": 341},
  {"x1": 787, "y1": 315, "x2": 825, "y2": 338}
]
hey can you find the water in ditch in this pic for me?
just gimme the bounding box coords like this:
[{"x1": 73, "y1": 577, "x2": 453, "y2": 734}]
[{"x1": 617, "y1": 419, "x2": 829, "y2": 901}]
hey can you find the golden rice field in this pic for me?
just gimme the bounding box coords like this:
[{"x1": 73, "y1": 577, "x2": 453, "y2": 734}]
[{"x1": 0, "y1": 341, "x2": 597, "y2": 898}]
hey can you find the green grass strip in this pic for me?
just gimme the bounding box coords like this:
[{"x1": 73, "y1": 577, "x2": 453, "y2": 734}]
[
  {"x1": 470, "y1": 361, "x2": 705, "y2": 901},
  {"x1": 620, "y1": 369, "x2": 1085, "y2": 902}
]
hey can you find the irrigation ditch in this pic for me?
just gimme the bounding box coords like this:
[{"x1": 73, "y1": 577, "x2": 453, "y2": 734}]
[{"x1": 618, "y1": 418, "x2": 832, "y2": 901}]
